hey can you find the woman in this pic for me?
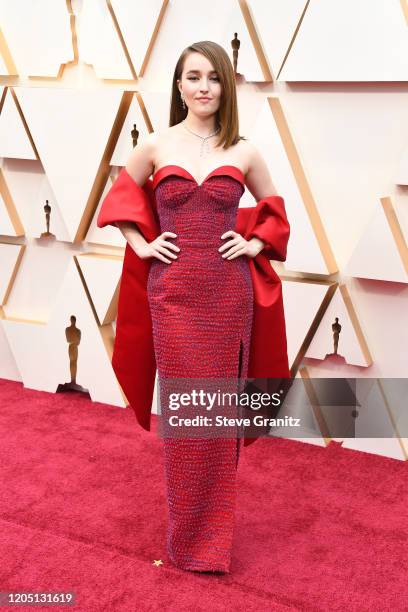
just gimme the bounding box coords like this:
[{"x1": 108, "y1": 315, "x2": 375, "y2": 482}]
[{"x1": 97, "y1": 40, "x2": 290, "y2": 574}]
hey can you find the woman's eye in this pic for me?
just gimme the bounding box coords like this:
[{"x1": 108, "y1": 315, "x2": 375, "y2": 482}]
[{"x1": 187, "y1": 77, "x2": 219, "y2": 81}]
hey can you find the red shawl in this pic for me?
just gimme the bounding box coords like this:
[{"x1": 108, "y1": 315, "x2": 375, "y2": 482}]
[{"x1": 97, "y1": 168, "x2": 291, "y2": 447}]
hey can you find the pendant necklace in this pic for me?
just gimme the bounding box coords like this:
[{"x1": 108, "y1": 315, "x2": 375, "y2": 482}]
[{"x1": 182, "y1": 119, "x2": 220, "y2": 157}]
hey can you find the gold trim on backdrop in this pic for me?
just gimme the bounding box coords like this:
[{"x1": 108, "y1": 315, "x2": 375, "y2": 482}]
[
  {"x1": 339, "y1": 284, "x2": 372, "y2": 366},
  {"x1": 106, "y1": 0, "x2": 137, "y2": 80},
  {"x1": 381, "y1": 196, "x2": 408, "y2": 276},
  {"x1": 276, "y1": 0, "x2": 311, "y2": 81},
  {"x1": 0, "y1": 169, "x2": 25, "y2": 236},
  {"x1": 77, "y1": 252, "x2": 122, "y2": 325},
  {"x1": 400, "y1": 0, "x2": 408, "y2": 25},
  {"x1": 238, "y1": 0, "x2": 273, "y2": 81},
  {"x1": 9, "y1": 87, "x2": 40, "y2": 160},
  {"x1": 1, "y1": 244, "x2": 26, "y2": 306},
  {"x1": 0, "y1": 26, "x2": 17, "y2": 76},
  {"x1": 290, "y1": 279, "x2": 337, "y2": 375},
  {"x1": 269, "y1": 96, "x2": 338, "y2": 275},
  {"x1": 76, "y1": 90, "x2": 134, "y2": 243}
]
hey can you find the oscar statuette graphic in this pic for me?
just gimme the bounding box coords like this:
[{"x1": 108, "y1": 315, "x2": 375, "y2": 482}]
[
  {"x1": 131, "y1": 123, "x2": 139, "y2": 147},
  {"x1": 332, "y1": 317, "x2": 341, "y2": 354},
  {"x1": 40, "y1": 199, "x2": 55, "y2": 239},
  {"x1": 324, "y1": 317, "x2": 346, "y2": 364},
  {"x1": 231, "y1": 33, "x2": 242, "y2": 78},
  {"x1": 57, "y1": 315, "x2": 88, "y2": 394}
]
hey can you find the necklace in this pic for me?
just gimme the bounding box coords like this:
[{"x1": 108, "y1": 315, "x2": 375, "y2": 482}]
[{"x1": 182, "y1": 119, "x2": 221, "y2": 157}]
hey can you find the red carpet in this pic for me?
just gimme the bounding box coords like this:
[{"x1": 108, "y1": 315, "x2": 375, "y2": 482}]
[{"x1": 0, "y1": 377, "x2": 407, "y2": 611}]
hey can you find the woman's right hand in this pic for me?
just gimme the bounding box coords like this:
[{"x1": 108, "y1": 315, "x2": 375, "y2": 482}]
[{"x1": 135, "y1": 231, "x2": 180, "y2": 264}]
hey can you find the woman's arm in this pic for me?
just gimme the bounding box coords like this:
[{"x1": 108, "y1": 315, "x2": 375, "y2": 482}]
[
  {"x1": 244, "y1": 141, "x2": 279, "y2": 202},
  {"x1": 97, "y1": 133, "x2": 179, "y2": 264},
  {"x1": 114, "y1": 220, "x2": 150, "y2": 257},
  {"x1": 244, "y1": 142, "x2": 289, "y2": 259},
  {"x1": 114, "y1": 134, "x2": 157, "y2": 251},
  {"x1": 238, "y1": 142, "x2": 278, "y2": 255}
]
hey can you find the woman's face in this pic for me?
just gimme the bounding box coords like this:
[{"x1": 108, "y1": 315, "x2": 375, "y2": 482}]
[{"x1": 177, "y1": 52, "x2": 222, "y2": 116}]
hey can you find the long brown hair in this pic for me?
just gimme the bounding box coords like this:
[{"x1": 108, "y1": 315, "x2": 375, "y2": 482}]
[{"x1": 169, "y1": 41, "x2": 246, "y2": 149}]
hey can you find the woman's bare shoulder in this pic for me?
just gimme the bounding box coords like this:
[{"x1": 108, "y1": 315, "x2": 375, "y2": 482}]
[
  {"x1": 150, "y1": 125, "x2": 180, "y2": 145},
  {"x1": 124, "y1": 132, "x2": 158, "y2": 184},
  {"x1": 125, "y1": 127, "x2": 180, "y2": 183},
  {"x1": 136, "y1": 126, "x2": 176, "y2": 153},
  {"x1": 232, "y1": 136, "x2": 255, "y2": 174}
]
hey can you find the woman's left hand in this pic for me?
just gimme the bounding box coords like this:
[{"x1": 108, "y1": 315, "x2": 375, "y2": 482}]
[{"x1": 219, "y1": 231, "x2": 265, "y2": 260}]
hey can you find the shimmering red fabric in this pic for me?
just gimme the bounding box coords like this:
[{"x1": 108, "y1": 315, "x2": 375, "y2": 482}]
[
  {"x1": 96, "y1": 167, "x2": 291, "y2": 446},
  {"x1": 149, "y1": 168, "x2": 252, "y2": 572},
  {"x1": 96, "y1": 165, "x2": 291, "y2": 573},
  {"x1": 148, "y1": 168, "x2": 252, "y2": 382}
]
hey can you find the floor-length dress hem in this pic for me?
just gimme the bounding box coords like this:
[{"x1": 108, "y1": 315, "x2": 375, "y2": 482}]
[{"x1": 150, "y1": 169, "x2": 252, "y2": 573}]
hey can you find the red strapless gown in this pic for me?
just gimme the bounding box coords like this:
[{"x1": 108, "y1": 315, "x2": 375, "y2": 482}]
[{"x1": 149, "y1": 165, "x2": 253, "y2": 573}]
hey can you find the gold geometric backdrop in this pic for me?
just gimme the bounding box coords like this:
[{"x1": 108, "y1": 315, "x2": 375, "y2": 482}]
[{"x1": 1, "y1": 0, "x2": 408, "y2": 460}]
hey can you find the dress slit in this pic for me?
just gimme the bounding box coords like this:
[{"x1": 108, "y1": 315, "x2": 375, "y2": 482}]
[{"x1": 236, "y1": 338, "x2": 245, "y2": 468}]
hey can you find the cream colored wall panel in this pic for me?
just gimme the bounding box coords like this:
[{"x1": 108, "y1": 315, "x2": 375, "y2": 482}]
[
  {"x1": 142, "y1": 91, "x2": 172, "y2": 133},
  {"x1": 30, "y1": 174, "x2": 70, "y2": 241},
  {"x1": 0, "y1": 243, "x2": 21, "y2": 302},
  {"x1": 77, "y1": 253, "x2": 123, "y2": 325},
  {"x1": 0, "y1": 192, "x2": 16, "y2": 235},
  {"x1": 77, "y1": 0, "x2": 133, "y2": 80},
  {"x1": 14, "y1": 87, "x2": 123, "y2": 242},
  {"x1": 247, "y1": 0, "x2": 308, "y2": 79},
  {"x1": 110, "y1": 96, "x2": 152, "y2": 167},
  {"x1": 282, "y1": 279, "x2": 331, "y2": 369},
  {"x1": 44, "y1": 259, "x2": 125, "y2": 406},
  {"x1": 396, "y1": 196, "x2": 408, "y2": 241},
  {"x1": 395, "y1": 146, "x2": 408, "y2": 185},
  {"x1": 403, "y1": 0, "x2": 408, "y2": 23},
  {"x1": 280, "y1": 0, "x2": 408, "y2": 81},
  {"x1": 250, "y1": 98, "x2": 330, "y2": 273},
  {"x1": 2, "y1": 321, "x2": 50, "y2": 389},
  {"x1": 275, "y1": 89, "x2": 408, "y2": 271},
  {"x1": 0, "y1": 320, "x2": 20, "y2": 380},
  {"x1": 0, "y1": 27, "x2": 17, "y2": 76},
  {"x1": 305, "y1": 286, "x2": 372, "y2": 367},
  {"x1": 345, "y1": 199, "x2": 408, "y2": 283},
  {"x1": 303, "y1": 276, "x2": 408, "y2": 379},
  {"x1": 111, "y1": 0, "x2": 166, "y2": 77},
  {"x1": 1, "y1": 258, "x2": 125, "y2": 405},
  {"x1": 0, "y1": 54, "x2": 8, "y2": 75},
  {"x1": 4, "y1": 242, "x2": 73, "y2": 321},
  {"x1": 86, "y1": 174, "x2": 126, "y2": 247},
  {"x1": 1, "y1": 161, "x2": 45, "y2": 237},
  {"x1": 0, "y1": 89, "x2": 36, "y2": 159},
  {"x1": 143, "y1": 0, "x2": 263, "y2": 90},
  {"x1": 0, "y1": 0, "x2": 74, "y2": 77}
]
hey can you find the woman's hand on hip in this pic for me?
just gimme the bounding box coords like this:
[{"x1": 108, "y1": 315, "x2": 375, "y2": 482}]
[
  {"x1": 218, "y1": 231, "x2": 264, "y2": 260},
  {"x1": 135, "y1": 231, "x2": 180, "y2": 264}
]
